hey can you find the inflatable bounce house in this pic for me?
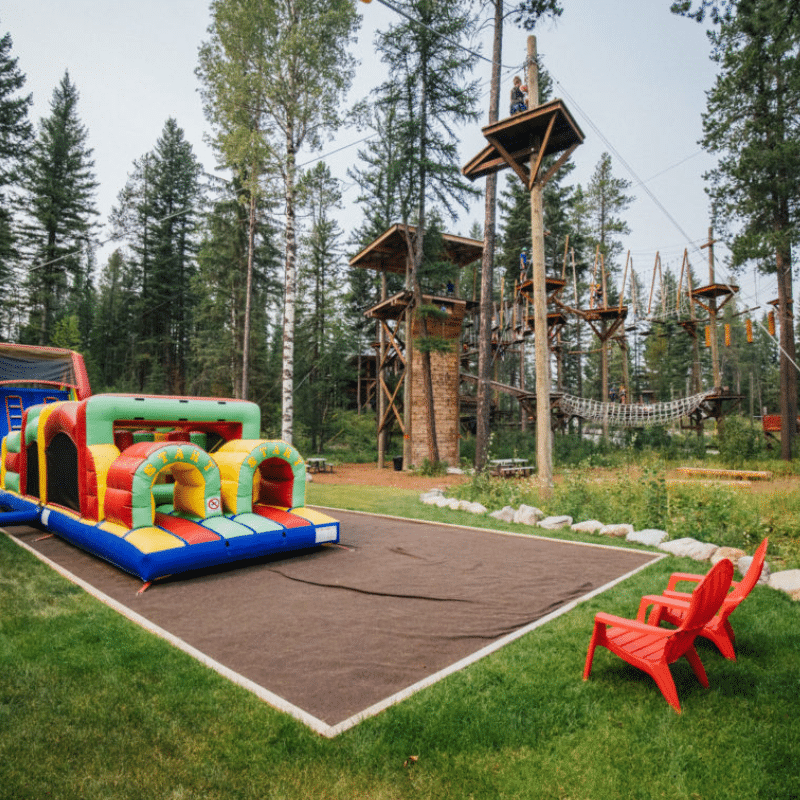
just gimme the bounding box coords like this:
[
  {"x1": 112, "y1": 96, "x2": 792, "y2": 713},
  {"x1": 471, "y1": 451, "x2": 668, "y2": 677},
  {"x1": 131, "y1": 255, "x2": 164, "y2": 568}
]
[{"x1": 1, "y1": 343, "x2": 338, "y2": 584}]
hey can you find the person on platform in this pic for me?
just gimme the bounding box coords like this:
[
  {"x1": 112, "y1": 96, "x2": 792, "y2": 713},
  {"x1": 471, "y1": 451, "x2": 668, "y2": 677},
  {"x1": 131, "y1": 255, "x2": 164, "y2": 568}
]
[
  {"x1": 510, "y1": 76, "x2": 528, "y2": 115},
  {"x1": 519, "y1": 251, "x2": 528, "y2": 281}
]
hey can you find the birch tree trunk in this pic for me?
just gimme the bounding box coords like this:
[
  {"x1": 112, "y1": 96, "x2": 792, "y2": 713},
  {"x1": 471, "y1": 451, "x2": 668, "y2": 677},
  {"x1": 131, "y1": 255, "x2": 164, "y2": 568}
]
[
  {"x1": 241, "y1": 184, "x2": 256, "y2": 400},
  {"x1": 282, "y1": 137, "x2": 297, "y2": 444}
]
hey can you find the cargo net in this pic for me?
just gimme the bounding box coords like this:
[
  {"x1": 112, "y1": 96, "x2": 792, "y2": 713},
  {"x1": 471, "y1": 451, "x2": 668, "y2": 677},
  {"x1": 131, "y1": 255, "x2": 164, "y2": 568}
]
[{"x1": 557, "y1": 390, "x2": 715, "y2": 427}]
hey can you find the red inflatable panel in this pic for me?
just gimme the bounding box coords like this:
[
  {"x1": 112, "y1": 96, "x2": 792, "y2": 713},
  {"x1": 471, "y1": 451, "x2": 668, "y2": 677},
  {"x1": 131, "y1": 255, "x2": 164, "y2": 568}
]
[
  {"x1": 104, "y1": 486, "x2": 135, "y2": 528},
  {"x1": 155, "y1": 512, "x2": 220, "y2": 545},
  {"x1": 4, "y1": 451, "x2": 19, "y2": 473},
  {"x1": 253, "y1": 505, "x2": 308, "y2": 528}
]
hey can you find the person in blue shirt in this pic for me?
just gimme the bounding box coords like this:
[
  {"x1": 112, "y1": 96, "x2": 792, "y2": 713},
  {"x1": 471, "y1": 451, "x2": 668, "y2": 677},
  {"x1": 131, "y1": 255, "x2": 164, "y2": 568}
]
[{"x1": 510, "y1": 76, "x2": 528, "y2": 115}]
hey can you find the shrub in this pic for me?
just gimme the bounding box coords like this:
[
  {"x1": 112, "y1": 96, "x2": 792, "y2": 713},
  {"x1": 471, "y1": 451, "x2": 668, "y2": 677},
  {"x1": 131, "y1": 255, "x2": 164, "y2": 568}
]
[
  {"x1": 718, "y1": 414, "x2": 766, "y2": 468},
  {"x1": 416, "y1": 458, "x2": 449, "y2": 477}
]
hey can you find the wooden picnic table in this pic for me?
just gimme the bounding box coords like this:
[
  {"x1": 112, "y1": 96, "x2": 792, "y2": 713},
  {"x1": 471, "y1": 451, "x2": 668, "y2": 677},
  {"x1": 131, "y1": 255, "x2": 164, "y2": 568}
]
[
  {"x1": 306, "y1": 457, "x2": 332, "y2": 474},
  {"x1": 489, "y1": 458, "x2": 532, "y2": 478}
]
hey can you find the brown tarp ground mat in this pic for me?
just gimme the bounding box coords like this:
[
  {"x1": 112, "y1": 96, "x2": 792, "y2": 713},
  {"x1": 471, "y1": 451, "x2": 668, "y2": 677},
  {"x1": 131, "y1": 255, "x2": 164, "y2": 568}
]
[{"x1": 6, "y1": 510, "x2": 658, "y2": 730}]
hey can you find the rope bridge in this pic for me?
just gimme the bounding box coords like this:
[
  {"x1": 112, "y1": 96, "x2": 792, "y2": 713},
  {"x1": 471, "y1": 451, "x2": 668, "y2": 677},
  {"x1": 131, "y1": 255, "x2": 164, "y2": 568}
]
[{"x1": 557, "y1": 390, "x2": 715, "y2": 427}]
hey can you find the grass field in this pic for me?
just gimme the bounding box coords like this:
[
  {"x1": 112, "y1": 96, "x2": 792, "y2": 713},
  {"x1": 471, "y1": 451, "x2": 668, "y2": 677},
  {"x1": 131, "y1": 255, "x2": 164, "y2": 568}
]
[{"x1": 1, "y1": 483, "x2": 799, "y2": 800}]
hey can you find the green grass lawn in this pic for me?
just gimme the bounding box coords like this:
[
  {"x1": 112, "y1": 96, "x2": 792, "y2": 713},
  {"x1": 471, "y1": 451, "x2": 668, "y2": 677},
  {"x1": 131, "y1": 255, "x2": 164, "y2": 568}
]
[{"x1": 1, "y1": 484, "x2": 799, "y2": 800}]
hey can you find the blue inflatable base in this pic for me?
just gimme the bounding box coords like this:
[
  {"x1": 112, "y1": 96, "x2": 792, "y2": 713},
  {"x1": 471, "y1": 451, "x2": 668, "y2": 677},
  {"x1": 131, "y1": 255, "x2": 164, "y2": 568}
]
[{"x1": 1, "y1": 490, "x2": 339, "y2": 583}]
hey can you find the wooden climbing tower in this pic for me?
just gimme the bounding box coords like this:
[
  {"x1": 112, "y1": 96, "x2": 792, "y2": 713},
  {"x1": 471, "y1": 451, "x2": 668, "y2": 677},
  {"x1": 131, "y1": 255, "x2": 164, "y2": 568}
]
[{"x1": 349, "y1": 223, "x2": 482, "y2": 469}]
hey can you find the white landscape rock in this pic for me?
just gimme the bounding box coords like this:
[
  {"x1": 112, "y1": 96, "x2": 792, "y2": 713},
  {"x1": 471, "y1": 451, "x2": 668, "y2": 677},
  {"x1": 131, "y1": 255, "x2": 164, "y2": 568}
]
[
  {"x1": 599, "y1": 523, "x2": 634, "y2": 538},
  {"x1": 419, "y1": 489, "x2": 445, "y2": 505},
  {"x1": 489, "y1": 506, "x2": 517, "y2": 523},
  {"x1": 626, "y1": 528, "x2": 669, "y2": 547},
  {"x1": 659, "y1": 537, "x2": 719, "y2": 561},
  {"x1": 514, "y1": 504, "x2": 545, "y2": 525},
  {"x1": 435, "y1": 497, "x2": 461, "y2": 510},
  {"x1": 711, "y1": 546, "x2": 747, "y2": 566},
  {"x1": 538, "y1": 515, "x2": 573, "y2": 530},
  {"x1": 571, "y1": 520, "x2": 605, "y2": 534},
  {"x1": 768, "y1": 569, "x2": 800, "y2": 595},
  {"x1": 456, "y1": 500, "x2": 488, "y2": 514},
  {"x1": 737, "y1": 555, "x2": 771, "y2": 584}
]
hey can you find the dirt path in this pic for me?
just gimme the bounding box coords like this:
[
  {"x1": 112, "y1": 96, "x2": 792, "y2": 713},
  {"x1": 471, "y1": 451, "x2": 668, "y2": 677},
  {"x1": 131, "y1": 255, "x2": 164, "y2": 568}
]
[
  {"x1": 309, "y1": 461, "x2": 798, "y2": 496},
  {"x1": 308, "y1": 461, "x2": 470, "y2": 492}
]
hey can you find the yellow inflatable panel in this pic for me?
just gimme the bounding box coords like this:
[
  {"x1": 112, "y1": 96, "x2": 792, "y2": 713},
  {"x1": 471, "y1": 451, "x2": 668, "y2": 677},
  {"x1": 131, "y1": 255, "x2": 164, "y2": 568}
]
[
  {"x1": 125, "y1": 527, "x2": 186, "y2": 554},
  {"x1": 291, "y1": 507, "x2": 338, "y2": 525},
  {"x1": 87, "y1": 444, "x2": 121, "y2": 519},
  {"x1": 97, "y1": 520, "x2": 132, "y2": 538}
]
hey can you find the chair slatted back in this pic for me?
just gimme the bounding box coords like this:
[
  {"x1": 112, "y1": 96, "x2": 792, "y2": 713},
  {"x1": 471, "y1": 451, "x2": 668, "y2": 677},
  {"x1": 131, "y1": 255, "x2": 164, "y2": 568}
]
[
  {"x1": 664, "y1": 558, "x2": 733, "y2": 663},
  {"x1": 728, "y1": 537, "x2": 769, "y2": 604}
]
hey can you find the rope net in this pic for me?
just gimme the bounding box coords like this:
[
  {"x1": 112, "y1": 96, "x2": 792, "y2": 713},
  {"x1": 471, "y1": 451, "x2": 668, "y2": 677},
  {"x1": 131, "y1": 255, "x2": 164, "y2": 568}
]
[{"x1": 557, "y1": 390, "x2": 715, "y2": 427}]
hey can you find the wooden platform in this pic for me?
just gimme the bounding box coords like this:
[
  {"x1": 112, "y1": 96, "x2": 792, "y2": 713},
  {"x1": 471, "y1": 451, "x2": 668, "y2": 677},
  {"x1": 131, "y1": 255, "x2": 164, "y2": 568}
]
[
  {"x1": 349, "y1": 223, "x2": 482, "y2": 275},
  {"x1": 462, "y1": 98, "x2": 585, "y2": 188}
]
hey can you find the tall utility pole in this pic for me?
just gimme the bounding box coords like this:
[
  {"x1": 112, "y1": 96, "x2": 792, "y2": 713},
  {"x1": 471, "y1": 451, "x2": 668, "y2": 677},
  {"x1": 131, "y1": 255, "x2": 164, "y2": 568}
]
[
  {"x1": 527, "y1": 36, "x2": 553, "y2": 491},
  {"x1": 463, "y1": 38, "x2": 583, "y2": 492}
]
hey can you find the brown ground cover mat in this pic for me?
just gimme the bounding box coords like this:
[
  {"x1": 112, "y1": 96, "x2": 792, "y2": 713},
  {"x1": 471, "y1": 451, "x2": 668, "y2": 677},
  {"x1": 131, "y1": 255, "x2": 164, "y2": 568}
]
[{"x1": 6, "y1": 509, "x2": 659, "y2": 735}]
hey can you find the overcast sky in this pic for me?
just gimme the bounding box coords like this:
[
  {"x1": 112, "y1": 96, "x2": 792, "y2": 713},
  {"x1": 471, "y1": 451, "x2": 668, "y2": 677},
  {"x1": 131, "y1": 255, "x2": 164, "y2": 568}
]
[{"x1": 2, "y1": 0, "x2": 773, "y2": 310}]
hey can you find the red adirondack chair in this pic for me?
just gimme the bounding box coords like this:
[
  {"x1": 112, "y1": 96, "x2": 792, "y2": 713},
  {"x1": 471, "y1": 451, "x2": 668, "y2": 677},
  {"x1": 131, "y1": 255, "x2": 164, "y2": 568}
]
[
  {"x1": 583, "y1": 558, "x2": 734, "y2": 713},
  {"x1": 643, "y1": 537, "x2": 768, "y2": 661}
]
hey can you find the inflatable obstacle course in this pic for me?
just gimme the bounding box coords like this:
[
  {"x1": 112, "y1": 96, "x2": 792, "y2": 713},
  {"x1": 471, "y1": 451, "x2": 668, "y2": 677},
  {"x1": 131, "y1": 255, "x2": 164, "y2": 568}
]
[{"x1": 0, "y1": 346, "x2": 338, "y2": 583}]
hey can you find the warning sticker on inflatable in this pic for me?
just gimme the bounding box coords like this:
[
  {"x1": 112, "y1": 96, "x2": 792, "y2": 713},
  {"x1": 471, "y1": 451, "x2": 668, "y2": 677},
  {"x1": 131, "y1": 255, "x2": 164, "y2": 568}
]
[{"x1": 206, "y1": 496, "x2": 221, "y2": 514}]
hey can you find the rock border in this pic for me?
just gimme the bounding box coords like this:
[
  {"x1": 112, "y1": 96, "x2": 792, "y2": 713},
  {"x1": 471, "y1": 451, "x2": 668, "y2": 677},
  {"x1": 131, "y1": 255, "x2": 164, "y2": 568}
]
[{"x1": 417, "y1": 489, "x2": 800, "y2": 600}]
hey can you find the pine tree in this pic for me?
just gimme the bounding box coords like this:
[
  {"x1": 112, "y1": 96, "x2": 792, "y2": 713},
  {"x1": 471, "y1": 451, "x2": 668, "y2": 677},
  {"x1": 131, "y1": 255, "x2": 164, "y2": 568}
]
[
  {"x1": 148, "y1": 118, "x2": 203, "y2": 392},
  {"x1": 583, "y1": 152, "x2": 633, "y2": 274},
  {"x1": 374, "y1": 0, "x2": 481, "y2": 464},
  {"x1": 0, "y1": 27, "x2": 32, "y2": 292},
  {"x1": 346, "y1": 85, "x2": 417, "y2": 427},
  {"x1": 19, "y1": 71, "x2": 97, "y2": 346},
  {"x1": 581, "y1": 152, "x2": 633, "y2": 420},
  {"x1": 109, "y1": 118, "x2": 203, "y2": 393},
  {"x1": 348, "y1": 99, "x2": 407, "y2": 247},
  {"x1": 643, "y1": 273, "x2": 694, "y2": 401},
  {"x1": 192, "y1": 184, "x2": 282, "y2": 405},
  {"x1": 675, "y1": 0, "x2": 800, "y2": 458},
  {"x1": 91, "y1": 249, "x2": 138, "y2": 389},
  {"x1": 296, "y1": 162, "x2": 345, "y2": 452}
]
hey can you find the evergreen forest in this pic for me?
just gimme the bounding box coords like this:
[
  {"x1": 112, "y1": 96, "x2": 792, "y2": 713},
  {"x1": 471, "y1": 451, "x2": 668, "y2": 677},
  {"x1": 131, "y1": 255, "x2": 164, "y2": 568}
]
[{"x1": 1, "y1": 0, "x2": 798, "y2": 461}]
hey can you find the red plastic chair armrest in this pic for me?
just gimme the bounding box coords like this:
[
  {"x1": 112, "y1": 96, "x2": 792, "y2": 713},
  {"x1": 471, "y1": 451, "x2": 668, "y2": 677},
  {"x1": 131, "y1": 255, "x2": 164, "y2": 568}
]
[
  {"x1": 666, "y1": 572, "x2": 703, "y2": 592},
  {"x1": 594, "y1": 611, "x2": 673, "y2": 637},
  {"x1": 662, "y1": 589, "x2": 692, "y2": 600},
  {"x1": 636, "y1": 594, "x2": 692, "y2": 622}
]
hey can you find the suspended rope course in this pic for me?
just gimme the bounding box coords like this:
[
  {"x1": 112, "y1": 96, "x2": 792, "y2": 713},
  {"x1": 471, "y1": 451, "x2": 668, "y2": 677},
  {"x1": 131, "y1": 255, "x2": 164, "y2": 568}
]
[{"x1": 557, "y1": 389, "x2": 716, "y2": 428}]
